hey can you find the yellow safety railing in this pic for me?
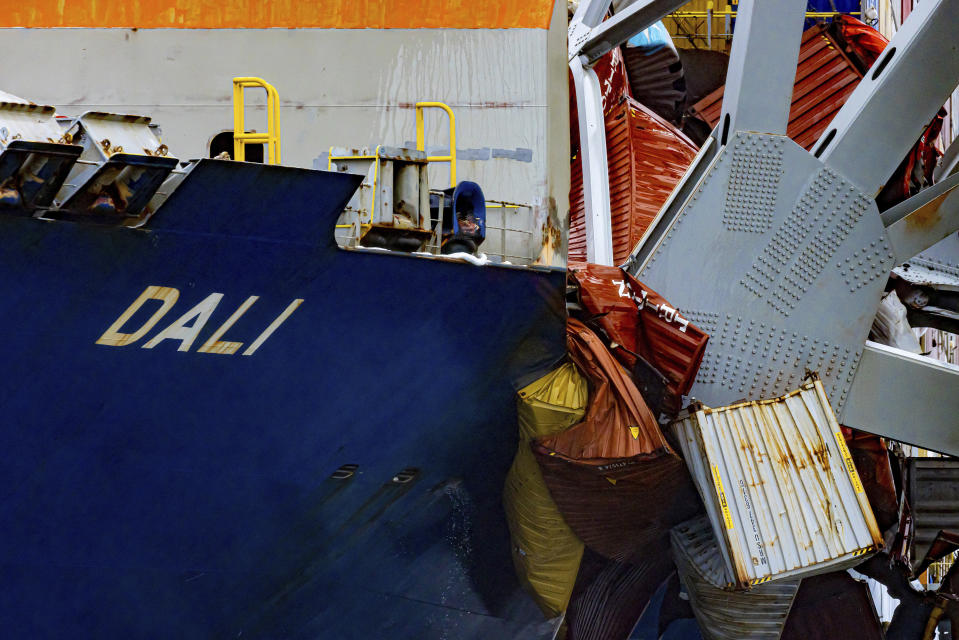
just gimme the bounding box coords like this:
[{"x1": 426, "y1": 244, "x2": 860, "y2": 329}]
[
  {"x1": 415, "y1": 101, "x2": 456, "y2": 188},
  {"x1": 232, "y1": 77, "x2": 281, "y2": 164},
  {"x1": 328, "y1": 146, "x2": 381, "y2": 230},
  {"x1": 669, "y1": 2, "x2": 858, "y2": 18}
]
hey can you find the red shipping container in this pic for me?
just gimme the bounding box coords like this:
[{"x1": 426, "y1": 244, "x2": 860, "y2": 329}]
[
  {"x1": 569, "y1": 97, "x2": 698, "y2": 265},
  {"x1": 569, "y1": 263, "x2": 708, "y2": 411}
]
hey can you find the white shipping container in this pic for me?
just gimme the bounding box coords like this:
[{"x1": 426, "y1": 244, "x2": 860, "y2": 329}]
[
  {"x1": 673, "y1": 376, "x2": 883, "y2": 589},
  {"x1": 671, "y1": 517, "x2": 799, "y2": 640}
]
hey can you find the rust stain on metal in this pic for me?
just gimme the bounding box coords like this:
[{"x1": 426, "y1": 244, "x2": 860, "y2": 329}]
[
  {"x1": 674, "y1": 379, "x2": 883, "y2": 587},
  {"x1": 904, "y1": 190, "x2": 949, "y2": 229}
]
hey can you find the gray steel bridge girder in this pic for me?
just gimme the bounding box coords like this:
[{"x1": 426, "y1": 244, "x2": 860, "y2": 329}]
[
  {"x1": 816, "y1": 0, "x2": 959, "y2": 196},
  {"x1": 634, "y1": 132, "x2": 895, "y2": 416},
  {"x1": 717, "y1": 0, "x2": 808, "y2": 140},
  {"x1": 632, "y1": 130, "x2": 959, "y2": 452},
  {"x1": 843, "y1": 342, "x2": 959, "y2": 457}
]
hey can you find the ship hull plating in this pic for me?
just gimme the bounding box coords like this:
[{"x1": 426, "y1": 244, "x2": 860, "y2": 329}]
[{"x1": 0, "y1": 162, "x2": 566, "y2": 638}]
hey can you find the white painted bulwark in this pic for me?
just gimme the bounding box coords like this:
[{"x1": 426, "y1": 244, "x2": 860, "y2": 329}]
[
  {"x1": 672, "y1": 377, "x2": 883, "y2": 588},
  {"x1": 0, "y1": 0, "x2": 571, "y2": 264}
]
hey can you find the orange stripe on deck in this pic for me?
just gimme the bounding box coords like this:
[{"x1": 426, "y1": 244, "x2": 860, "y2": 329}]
[{"x1": 0, "y1": 0, "x2": 555, "y2": 29}]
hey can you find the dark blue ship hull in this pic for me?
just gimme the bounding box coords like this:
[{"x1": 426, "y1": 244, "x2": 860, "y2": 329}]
[{"x1": 0, "y1": 160, "x2": 567, "y2": 638}]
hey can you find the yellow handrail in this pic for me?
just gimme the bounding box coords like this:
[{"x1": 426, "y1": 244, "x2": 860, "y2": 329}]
[
  {"x1": 232, "y1": 77, "x2": 281, "y2": 164},
  {"x1": 415, "y1": 101, "x2": 456, "y2": 187}
]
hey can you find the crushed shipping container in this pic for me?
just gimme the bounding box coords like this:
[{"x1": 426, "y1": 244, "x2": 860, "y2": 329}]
[
  {"x1": 532, "y1": 318, "x2": 700, "y2": 566},
  {"x1": 568, "y1": 98, "x2": 698, "y2": 265},
  {"x1": 780, "y1": 571, "x2": 884, "y2": 640},
  {"x1": 503, "y1": 362, "x2": 588, "y2": 616},
  {"x1": 569, "y1": 263, "x2": 709, "y2": 414},
  {"x1": 671, "y1": 517, "x2": 800, "y2": 640},
  {"x1": 688, "y1": 17, "x2": 879, "y2": 151},
  {"x1": 906, "y1": 457, "x2": 959, "y2": 575},
  {"x1": 563, "y1": 547, "x2": 673, "y2": 640},
  {"x1": 672, "y1": 376, "x2": 883, "y2": 588}
]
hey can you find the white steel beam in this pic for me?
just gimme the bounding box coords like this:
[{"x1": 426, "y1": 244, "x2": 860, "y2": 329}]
[
  {"x1": 568, "y1": 0, "x2": 692, "y2": 265},
  {"x1": 570, "y1": 60, "x2": 615, "y2": 265},
  {"x1": 568, "y1": 0, "x2": 613, "y2": 61},
  {"x1": 577, "y1": 0, "x2": 689, "y2": 64},
  {"x1": 842, "y1": 341, "x2": 959, "y2": 457},
  {"x1": 717, "y1": 0, "x2": 807, "y2": 140},
  {"x1": 817, "y1": 0, "x2": 959, "y2": 195}
]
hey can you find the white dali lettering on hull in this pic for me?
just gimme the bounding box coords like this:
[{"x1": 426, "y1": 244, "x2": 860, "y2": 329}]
[{"x1": 95, "y1": 285, "x2": 303, "y2": 355}]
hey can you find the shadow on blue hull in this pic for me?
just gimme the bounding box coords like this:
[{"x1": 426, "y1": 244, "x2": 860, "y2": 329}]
[{"x1": 0, "y1": 160, "x2": 567, "y2": 638}]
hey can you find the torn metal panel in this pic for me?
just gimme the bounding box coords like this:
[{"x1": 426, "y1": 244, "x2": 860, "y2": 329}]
[
  {"x1": 907, "y1": 457, "x2": 959, "y2": 572},
  {"x1": 671, "y1": 517, "x2": 799, "y2": 640},
  {"x1": 780, "y1": 571, "x2": 884, "y2": 640},
  {"x1": 568, "y1": 262, "x2": 709, "y2": 412},
  {"x1": 913, "y1": 530, "x2": 959, "y2": 580},
  {"x1": 673, "y1": 378, "x2": 883, "y2": 588}
]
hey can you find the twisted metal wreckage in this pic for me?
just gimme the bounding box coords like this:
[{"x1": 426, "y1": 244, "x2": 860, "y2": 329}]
[{"x1": 529, "y1": 0, "x2": 959, "y2": 636}]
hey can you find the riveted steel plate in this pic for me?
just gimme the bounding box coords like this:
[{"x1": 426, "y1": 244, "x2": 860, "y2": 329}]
[
  {"x1": 895, "y1": 234, "x2": 959, "y2": 291},
  {"x1": 635, "y1": 132, "x2": 894, "y2": 414}
]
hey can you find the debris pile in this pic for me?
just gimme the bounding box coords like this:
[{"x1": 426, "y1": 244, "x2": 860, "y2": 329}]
[{"x1": 506, "y1": 262, "x2": 959, "y2": 639}]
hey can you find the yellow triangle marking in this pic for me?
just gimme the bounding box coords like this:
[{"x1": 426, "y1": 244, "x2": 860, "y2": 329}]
[
  {"x1": 606, "y1": 477, "x2": 617, "y2": 485},
  {"x1": 629, "y1": 426, "x2": 640, "y2": 439}
]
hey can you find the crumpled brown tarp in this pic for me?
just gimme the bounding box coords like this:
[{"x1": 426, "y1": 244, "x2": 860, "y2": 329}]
[
  {"x1": 532, "y1": 318, "x2": 701, "y2": 565},
  {"x1": 540, "y1": 317, "x2": 669, "y2": 461}
]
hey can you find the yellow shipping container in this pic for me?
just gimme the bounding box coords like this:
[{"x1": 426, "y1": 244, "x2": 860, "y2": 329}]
[{"x1": 503, "y1": 362, "x2": 588, "y2": 617}]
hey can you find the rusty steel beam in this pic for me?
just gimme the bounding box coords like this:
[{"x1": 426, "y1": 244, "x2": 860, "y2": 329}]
[{"x1": 883, "y1": 171, "x2": 959, "y2": 265}]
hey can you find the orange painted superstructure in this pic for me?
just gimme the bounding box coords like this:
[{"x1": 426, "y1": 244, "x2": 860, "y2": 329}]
[{"x1": 0, "y1": 0, "x2": 554, "y2": 29}]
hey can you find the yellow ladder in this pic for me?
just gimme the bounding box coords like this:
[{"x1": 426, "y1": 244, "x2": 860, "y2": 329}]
[{"x1": 232, "y1": 77, "x2": 281, "y2": 164}]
